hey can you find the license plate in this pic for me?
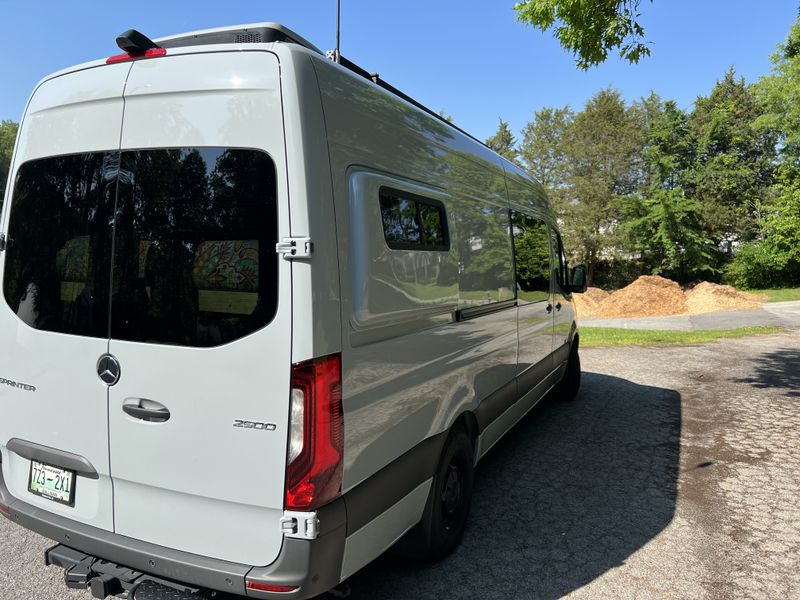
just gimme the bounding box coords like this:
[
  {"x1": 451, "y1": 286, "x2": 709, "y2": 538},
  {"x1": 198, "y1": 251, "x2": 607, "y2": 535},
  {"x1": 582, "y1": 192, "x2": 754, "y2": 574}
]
[{"x1": 28, "y1": 461, "x2": 76, "y2": 507}]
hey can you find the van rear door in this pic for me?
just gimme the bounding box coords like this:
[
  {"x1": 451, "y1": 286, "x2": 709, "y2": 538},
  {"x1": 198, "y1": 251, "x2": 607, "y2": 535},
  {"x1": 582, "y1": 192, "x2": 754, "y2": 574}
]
[
  {"x1": 0, "y1": 63, "x2": 132, "y2": 531},
  {"x1": 106, "y1": 51, "x2": 292, "y2": 566}
]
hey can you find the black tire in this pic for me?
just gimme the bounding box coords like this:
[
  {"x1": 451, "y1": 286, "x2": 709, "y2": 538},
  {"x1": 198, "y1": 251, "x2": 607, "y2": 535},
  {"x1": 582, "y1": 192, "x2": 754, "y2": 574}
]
[
  {"x1": 396, "y1": 428, "x2": 475, "y2": 561},
  {"x1": 556, "y1": 337, "x2": 581, "y2": 401}
]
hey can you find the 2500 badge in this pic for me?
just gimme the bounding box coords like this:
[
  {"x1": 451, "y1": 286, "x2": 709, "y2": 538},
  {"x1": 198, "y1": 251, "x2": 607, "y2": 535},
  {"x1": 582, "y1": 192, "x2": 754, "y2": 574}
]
[{"x1": 233, "y1": 419, "x2": 276, "y2": 431}]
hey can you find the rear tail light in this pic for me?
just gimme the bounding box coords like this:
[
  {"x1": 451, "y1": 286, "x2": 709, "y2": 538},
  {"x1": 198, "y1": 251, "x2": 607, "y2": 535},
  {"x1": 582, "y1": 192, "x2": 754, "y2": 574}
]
[
  {"x1": 285, "y1": 353, "x2": 343, "y2": 511},
  {"x1": 246, "y1": 581, "x2": 299, "y2": 593},
  {"x1": 0, "y1": 503, "x2": 10, "y2": 518},
  {"x1": 106, "y1": 48, "x2": 167, "y2": 64}
]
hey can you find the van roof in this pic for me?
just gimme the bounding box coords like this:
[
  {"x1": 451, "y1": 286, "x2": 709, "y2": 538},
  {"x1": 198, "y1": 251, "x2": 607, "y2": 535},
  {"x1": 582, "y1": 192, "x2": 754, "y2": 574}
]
[
  {"x1": 126, "y1": 22, "x2": 495, "y2": 153},
  {"x1": 32, "y1": 21, "x2": 525, "y2": 178}
]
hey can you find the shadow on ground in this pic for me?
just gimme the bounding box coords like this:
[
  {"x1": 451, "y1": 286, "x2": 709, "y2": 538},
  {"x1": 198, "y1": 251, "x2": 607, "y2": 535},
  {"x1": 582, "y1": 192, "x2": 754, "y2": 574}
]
[
  {"x1": 735, "y1": 347, "x2": 800, "y2": 398},
  {"x1": 345, "y1": 372, "x2": 682, "y2": 600}
]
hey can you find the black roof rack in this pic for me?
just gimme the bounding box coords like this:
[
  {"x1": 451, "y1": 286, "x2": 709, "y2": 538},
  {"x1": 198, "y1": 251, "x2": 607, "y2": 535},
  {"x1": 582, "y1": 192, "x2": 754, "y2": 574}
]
[{"x1": 329, "y1": 53, "x2": 489, "y2": 150}]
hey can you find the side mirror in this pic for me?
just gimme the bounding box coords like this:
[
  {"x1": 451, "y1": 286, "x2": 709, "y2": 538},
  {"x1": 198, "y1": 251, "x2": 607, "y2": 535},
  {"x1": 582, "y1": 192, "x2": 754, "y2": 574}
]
[{"x1": 569, "y1": 265, "x2": 587, "y2": 293}]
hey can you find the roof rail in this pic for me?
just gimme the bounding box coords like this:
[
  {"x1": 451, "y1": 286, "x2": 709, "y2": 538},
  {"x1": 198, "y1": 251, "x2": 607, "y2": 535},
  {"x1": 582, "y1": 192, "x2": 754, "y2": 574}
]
[{"x1": 327, "y1": 52, "x2": 489, "y2": 150}]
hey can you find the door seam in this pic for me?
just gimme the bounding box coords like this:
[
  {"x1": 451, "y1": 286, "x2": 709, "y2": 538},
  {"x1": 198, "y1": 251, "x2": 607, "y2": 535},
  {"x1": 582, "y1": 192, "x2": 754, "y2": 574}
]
[{"x1": 105, "y1": 61, "x2": 136, "y2": 534}]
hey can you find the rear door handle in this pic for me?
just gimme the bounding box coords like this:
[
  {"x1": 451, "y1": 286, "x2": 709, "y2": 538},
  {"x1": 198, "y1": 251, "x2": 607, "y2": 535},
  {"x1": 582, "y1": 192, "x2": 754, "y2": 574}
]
[
  {"x1": 555, "y1": 302, "x2": 562, "y2": 311},
  {"x1": 122, "y1": 399, "x2": 170, "y2": 423},
  {"x1": 546, "y1": 304, "x2": 553, "y2": 314}
]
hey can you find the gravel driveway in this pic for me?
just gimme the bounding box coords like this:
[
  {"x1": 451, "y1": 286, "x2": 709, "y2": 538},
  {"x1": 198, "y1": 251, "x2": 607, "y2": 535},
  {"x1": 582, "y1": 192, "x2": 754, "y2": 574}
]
[{"x1": 2, "y1": 331, "x2": 799, "y2": 600}]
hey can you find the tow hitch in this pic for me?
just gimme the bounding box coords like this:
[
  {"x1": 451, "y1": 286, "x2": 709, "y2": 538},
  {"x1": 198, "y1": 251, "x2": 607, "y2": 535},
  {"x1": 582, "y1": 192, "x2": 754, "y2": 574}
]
[{"x1": 45, "y1": 545, "x2": 208, "y2": 599}]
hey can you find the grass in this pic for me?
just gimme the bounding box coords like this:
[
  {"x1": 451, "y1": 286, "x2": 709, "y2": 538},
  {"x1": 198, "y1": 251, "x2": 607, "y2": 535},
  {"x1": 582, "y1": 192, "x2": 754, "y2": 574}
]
[
  {"x1": 581, "y1": 326, "x2": 783, "y2": 348},
  {"x1": 747, "y1": 287, "x2": 800, "y2": 303}
]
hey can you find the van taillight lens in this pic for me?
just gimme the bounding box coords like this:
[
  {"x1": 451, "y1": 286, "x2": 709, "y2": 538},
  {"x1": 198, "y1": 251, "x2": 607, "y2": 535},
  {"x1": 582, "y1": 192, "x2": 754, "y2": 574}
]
[
  {"x1": 106, "y1": 48, "x2": 167, "y2": 64},
  {"x1": 0, "y1": 503, "x2": 10, "y2": 518},
  {"x1": 286, "y1": 353, "x2": 343, "y2": 511}
]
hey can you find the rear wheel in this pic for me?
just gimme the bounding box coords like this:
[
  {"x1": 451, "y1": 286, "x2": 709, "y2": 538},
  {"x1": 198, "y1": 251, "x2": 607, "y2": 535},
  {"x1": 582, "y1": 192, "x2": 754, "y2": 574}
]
[
  {"x1": 397, "y1": 428, "x2": 475, "y2": 560},
  {"x1": 556, "y1": 337, "x2": 581, "y2": 401}
]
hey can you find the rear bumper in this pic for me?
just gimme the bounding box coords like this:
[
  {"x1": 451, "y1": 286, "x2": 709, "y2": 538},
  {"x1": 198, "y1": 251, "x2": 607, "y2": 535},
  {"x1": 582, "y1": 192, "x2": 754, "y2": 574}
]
[{"x1": 0, "y1": 461, "x2": 346, "y2": 599}]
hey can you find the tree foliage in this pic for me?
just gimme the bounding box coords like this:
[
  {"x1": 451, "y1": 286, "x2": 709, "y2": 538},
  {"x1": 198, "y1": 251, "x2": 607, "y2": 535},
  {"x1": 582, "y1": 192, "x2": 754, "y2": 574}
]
[
  {"x1": 0, "y1": 120, "x2": 19, "y2": 198},
  {"x1": 519, "y1": 106, "x2": 574, "y2": 197},
  {"x1": 726, "y1": 19, "x2": 800, "y2": 288},
  {"x1": 621, "y1": 96, "x2": 717, "y2": 282},
  {"x1": 514, "y1": 0, "x2": 653, "y2": 69},
  {"x1": 686, "y1": 69, "x2": 776, "y2": 253},
  {"x1": 559, "y1": 88, "x2": 644, "y2": 284},
  {"x1": 485, "y1": 118, "x2": 519, "y2": 162}
]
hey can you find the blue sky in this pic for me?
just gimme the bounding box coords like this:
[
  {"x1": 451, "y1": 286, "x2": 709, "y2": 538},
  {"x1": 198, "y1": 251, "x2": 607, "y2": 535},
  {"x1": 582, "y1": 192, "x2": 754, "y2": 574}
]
[{"x1": 0, "y1": 1, "x2": 796, "y2": 141}]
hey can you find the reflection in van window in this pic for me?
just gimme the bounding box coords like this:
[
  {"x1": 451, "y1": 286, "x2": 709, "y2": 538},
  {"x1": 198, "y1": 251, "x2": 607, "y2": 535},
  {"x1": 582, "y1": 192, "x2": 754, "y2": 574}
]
[
  {"x1": 3, "y1": 153, "x2": 117, "y2": 337},
  {"x1": 512, "y1": 212, "x2": 551, "y2": 303},
  {"x1": 551, "y1": 229, "x2": 568, "y2": 291},
  {"x1": 3, "y1": 148, "x2": 278, "y2": 347},
  {"x1": 455, "y1": 204, "x2": 515, "y2": 307},
  {"x1": 379, "y1": 189, "x2": 448, "y2": 251},
  {"x1": 112, "y1": 148, "x2": 277, "y2": 347}
]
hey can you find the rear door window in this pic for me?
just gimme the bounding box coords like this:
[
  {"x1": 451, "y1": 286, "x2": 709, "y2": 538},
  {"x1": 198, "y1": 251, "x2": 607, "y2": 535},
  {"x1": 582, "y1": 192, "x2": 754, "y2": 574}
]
[
  {"x1": 111, "y1": 148, "x2": 277, "y2": 347},
  {"x1": 3, "y1": 153, "x2": 116, "y2": 337},
  {"x1": 3, "y1": 148, "x2": 278, "y2": 347}
]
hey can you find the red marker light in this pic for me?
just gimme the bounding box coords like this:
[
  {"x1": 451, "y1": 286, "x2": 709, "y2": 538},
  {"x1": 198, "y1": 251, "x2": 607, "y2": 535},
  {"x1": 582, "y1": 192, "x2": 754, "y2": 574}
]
[
  {"x1": 106, "y1": 47, "x2": 167, "y2": 64},
  {"x1": 245, "y1": 581, "x2": 299, "y2": 593}
]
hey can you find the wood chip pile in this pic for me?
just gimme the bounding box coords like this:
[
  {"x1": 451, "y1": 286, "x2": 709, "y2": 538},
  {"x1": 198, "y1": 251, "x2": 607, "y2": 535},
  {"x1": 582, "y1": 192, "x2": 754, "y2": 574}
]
[
  {"x1": 572, "y1": 287, "x2": 610, "y2": 318},
  {"x1": 573, "y1": 276, "x2": 762, "y2": 319},
  {"x1": 685, "y1": 282, "x2": 761, "y2": 314}
]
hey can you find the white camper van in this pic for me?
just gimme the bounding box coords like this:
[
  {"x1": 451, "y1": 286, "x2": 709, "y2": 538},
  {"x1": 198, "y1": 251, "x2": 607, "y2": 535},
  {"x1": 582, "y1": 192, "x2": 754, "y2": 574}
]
[{"x1": 0, "y1": 23, "x2": 586, "y2": 600}]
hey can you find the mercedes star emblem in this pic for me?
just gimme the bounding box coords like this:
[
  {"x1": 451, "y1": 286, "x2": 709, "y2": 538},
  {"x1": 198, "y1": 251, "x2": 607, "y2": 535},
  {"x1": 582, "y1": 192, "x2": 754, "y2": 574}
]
[{"x1": 97, "y1": 354, "x2": 121, "y2": 386}]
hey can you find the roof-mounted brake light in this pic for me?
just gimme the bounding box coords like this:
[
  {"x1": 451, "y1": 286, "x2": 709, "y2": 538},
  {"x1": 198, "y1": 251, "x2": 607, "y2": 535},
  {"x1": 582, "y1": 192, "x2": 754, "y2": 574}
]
[{"x1": 106, "y1": 29, "x2": 166, "y2": 64}]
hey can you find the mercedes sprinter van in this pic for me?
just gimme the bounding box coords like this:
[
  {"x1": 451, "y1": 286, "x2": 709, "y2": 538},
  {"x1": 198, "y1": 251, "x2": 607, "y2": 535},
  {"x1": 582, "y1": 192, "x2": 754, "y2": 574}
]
[{"x1": 0, "y1": 23, "x2": 586, "y2": 599}]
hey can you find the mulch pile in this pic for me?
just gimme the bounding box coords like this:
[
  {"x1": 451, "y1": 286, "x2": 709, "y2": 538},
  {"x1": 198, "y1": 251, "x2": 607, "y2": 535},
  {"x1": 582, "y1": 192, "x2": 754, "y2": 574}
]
[
  {"x1": 574, "y1": 276, "x2": 762, "y2": 319},
  {"x1": 685, "y1": 282, "x2": 761, "y2": 314},
  {"x1": 597, "y1": 275, "x2": 688, "y2": 318},
  {"x1": 572, "y1": 287, "x2": 609, "y2": 318}
]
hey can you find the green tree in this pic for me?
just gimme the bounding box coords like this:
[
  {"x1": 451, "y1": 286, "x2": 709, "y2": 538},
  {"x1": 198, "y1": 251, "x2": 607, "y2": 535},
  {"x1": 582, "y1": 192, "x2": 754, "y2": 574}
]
[
  {"x1": 561, "y1": 88, "x2": 645, "y2": 285},
  {"x1": 756, "y1": 17, "x2": 800, "y2": 179},
  {"x1": 485, "y1": 118, "x2": 519, "y2": 162},
  {"x1": 0, "y1": 120, "x2": 19, "y2": 198},
  {"x1": 519, "y1": 106, "x2": 574, "y2": 213},
  {"x1": 514, "y1": 0, "x2": 653, "y2": 69},
  {"x1": 686, "y1": 69, "x2": 776, "y2": 254},
  {"x1": 727, "y1": 18, "x2": 800, "y2": 287},
  {"x1": 621, "y1": 95, "x2": 716, "y2": 282}
]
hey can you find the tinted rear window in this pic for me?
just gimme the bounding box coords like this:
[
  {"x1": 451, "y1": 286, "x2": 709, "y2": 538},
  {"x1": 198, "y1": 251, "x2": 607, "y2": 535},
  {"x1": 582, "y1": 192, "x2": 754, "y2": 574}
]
[
  {"x1": 3, "y1": 148, "x2": 278, "y2": 347},
  {"x1": 3, "y1": 153, "x2": 116, "y2": 337}
]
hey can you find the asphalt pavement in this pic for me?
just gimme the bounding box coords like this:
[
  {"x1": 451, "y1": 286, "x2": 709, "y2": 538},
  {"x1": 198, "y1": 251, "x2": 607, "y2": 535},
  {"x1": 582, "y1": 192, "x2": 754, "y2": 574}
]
[{"x1": 1, "y1": 330, "x2": 799, "y2": 599}]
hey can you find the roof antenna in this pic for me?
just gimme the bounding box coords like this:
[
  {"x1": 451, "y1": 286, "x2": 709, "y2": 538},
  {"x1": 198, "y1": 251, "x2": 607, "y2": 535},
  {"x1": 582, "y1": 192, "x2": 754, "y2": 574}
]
[{"x1": 334, "y1": 0, "x2": 342, "y2": 63}]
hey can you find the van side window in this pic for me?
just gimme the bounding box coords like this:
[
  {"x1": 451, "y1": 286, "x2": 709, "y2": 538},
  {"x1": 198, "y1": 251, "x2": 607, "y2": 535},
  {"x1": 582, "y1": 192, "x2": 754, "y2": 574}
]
[
  {"x1": 379, "y1": 188, "x2": 449, "y2": 251},
  {"x1": 549, "y1": 228, "x2": 568, "y2": 291},
  {"x1": 511, "y1": 211, "x2": 551, "y2": 303}
]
